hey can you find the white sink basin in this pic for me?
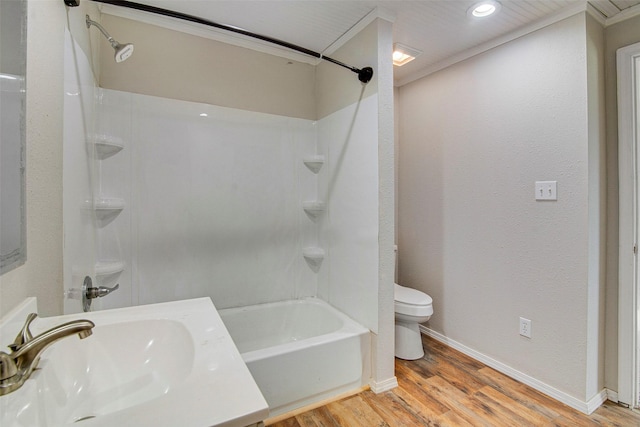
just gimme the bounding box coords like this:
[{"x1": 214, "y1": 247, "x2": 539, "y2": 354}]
[{"x1": 0, "y1": 298, "x2": 269, "y2": 427}]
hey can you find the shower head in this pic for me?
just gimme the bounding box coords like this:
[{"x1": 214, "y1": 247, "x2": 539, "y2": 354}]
[
  {"x1": 112, "y1": 42, "x2": 134, "y2": 63},
  {"x1": 86, "y1": 15, "x2": 134, "y2": 63}
]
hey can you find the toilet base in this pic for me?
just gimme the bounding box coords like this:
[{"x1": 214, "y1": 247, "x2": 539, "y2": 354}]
[{"x1": 395, "y1": 320, "x2": 425, "y2": 360}]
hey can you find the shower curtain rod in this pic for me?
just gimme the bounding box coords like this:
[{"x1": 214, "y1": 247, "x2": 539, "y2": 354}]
[{"x1": 67, "y1": 0, "x2": 374, "y2": 83}]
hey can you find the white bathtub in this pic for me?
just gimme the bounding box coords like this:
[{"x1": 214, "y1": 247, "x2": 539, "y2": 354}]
[{"x1": 218, "y1": 298, "x2": 371, "y2": 417}]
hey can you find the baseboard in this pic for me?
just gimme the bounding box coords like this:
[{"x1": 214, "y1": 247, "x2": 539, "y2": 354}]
[
  {"x1": 586, "y1": 389, "x2": 610, "y2": 414},
  {"x1": 420, "y1": 326, "x2": 607, "y2": 415},
  {"x1": 606, "y1": 389, "x2": 619, "y2": 403},
  {"x1": 369, "y1": 376, "x2": 398, "y2": 394}
]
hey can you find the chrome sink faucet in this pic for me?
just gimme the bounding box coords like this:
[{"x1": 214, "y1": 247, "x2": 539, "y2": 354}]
[{"x1": 0, "y1": 313, "x2": 95, "y2": 396}]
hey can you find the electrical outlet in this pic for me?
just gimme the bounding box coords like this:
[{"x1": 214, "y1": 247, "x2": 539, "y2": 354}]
[{"x1": 519, "y1": 317, "x2": 532, "y2": 338}]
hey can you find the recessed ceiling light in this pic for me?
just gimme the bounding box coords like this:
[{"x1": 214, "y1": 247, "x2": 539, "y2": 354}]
[
  {"x1": 468, "y1": 1, "x2": 501, "y2": 18},
  {"x1": 393, "y1": 43, "x2": 422, "y2": 67}
]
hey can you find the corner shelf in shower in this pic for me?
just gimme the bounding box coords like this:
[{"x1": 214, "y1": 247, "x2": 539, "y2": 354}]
[
  {"x1": 93, "y1": 135, "x2": 124, "y2": 159},
  {"x1": 95, "y1": 261, "x2": 126, "y2": 277},
  {"x1": 302, "y1": 247, "x2": 325, "y2": 263},
  {"x1": 93, "y1": 198, "x2": 125, "y2": 220},
  {"x1": 302, "y1": 201, "x2": 326, "y2": 217},
  {"x1": 303, "y1": 155, "x2": 325, "y2": 174}
]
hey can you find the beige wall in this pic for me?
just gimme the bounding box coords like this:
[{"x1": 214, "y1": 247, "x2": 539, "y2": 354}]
[
  {"x1": 398, "y1": 14, "x2": 598, "y2": 401},
  {"x1": 315, "y1": 20, "x2": 379, "y2": 120},
  {"x1": 0, "y1": 0, "x2": 100, "y2": 318},
  {"x1": 99, "y1": 15, "x2": 316, "y2": 120},
  {"x1": 603, "y1": 13, "x2": 640, "y2": 392}
]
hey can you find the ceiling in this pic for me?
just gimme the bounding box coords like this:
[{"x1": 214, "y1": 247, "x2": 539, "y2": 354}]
[{"x1": 108, "y1": 0, "x2": 640, "y2": 85}]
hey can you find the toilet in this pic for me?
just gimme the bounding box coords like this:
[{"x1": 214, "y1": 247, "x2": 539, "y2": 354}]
[{"x1": 394, "y1": 247, "x2": 434, "y2": 360}]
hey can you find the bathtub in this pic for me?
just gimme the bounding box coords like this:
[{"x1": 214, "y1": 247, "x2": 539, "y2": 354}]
[{"x1": 218, "y1": 298, "x2": 371, "y2": 417}]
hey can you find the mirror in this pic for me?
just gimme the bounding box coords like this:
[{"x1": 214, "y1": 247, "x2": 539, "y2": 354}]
[{"x1": 0, "y1": 0, "x2": 27, "y2": 274}]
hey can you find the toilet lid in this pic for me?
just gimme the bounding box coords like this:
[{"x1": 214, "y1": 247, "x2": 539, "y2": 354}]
[{"x1": 395, "y1": 284, "x2": 432, "y2": 306}]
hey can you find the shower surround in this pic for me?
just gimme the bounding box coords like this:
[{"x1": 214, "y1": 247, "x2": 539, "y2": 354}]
[
  {"x1": 63, "y1": 12, "x2": 395, "y2": 415},
  {"x1": 93, "y1": 88, "x2": 377, "y2": 320}
]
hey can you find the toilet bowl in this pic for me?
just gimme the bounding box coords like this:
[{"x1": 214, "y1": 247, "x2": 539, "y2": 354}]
[{"x1": 394, "y1": 283, "x2": 433, "y2": 360}]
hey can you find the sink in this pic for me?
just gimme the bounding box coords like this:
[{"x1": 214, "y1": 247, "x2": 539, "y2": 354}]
[{"x1": 0, "y1": 298, "x2": 269, "y2": 427}]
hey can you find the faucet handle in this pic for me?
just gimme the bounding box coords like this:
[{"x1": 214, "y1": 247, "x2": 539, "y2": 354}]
[
  {"x1": 0, "y1": 352, "x2": 18, "y2": 381},
  {"x1": 82, "y1": 276, "x2": 120, "y2": 312},
  {"x1": 8, "y1": 313, "x2": 37, "y2": 352},
  {"x1": 86, "y1": 283, "x2": 119, "y2": 299}
]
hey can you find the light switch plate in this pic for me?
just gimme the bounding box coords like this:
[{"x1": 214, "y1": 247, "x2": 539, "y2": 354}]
[{"x1": 535, "y1": 181, "x2": 557, "y2": 200}]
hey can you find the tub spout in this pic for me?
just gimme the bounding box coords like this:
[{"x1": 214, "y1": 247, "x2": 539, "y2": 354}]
[{"x1": 0, "y1": 313, "x2": 95, "y2": 396}]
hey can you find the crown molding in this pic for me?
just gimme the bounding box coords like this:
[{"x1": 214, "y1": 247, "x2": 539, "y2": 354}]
[
  {"x1": 586, "y1": 2, "x2": 607, "y2": 25},
  {"x1": 589, "y1": 0, "x2": 621, "y2": 18},
  {"x1": 588, "y1": 0, "x2": 640, "y2": 26},
  {"x1": 605, "y1": 3, "x2": 640, "y2": 26},
  {"x1": 322, "y1": 7, "x2": 395, "y2": 57}
]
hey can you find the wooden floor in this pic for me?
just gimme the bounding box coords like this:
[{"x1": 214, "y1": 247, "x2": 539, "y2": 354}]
[{"x1": 269, "y1": 335, "x2": 640, "y2": 427}]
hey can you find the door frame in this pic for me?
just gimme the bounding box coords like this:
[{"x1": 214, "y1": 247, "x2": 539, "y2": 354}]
[{"x1": 618, "y1": 41, "x2": 640, "y2": 409}]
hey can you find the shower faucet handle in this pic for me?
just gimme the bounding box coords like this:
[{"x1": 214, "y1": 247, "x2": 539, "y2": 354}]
[
  {"x1": 85, "y1": 283, "x2": 119, "y2": 299},
  {"x1": 82, "y1": 276, "x2": 120, "y2": 312}
]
